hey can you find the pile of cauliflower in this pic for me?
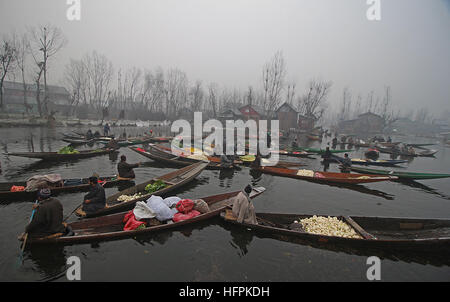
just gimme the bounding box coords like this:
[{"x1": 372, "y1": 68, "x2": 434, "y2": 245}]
[
  {"x1": 117, "y1": 192, "x2": 144, "y2": 202},
  {"x1": 295, "y1": 215, "x2": 362, "y2": 239}
]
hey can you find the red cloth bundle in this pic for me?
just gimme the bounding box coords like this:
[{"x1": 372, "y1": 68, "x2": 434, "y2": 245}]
[
  {"x1": 173, "y1": 210, "x2": 201, "y2": 222},
  {"x1": 123, "y1": 210, "x2": 146, "y2": 231},
  {"x1": 175, "y1": 199, "x2": 195, "y2": 214}
]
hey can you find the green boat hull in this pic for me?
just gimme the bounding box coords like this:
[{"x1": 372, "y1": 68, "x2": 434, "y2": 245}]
[
  {"x1": 289, "y1": 147, "x2": 353, "y2": 154},
  {"x1": 350, "y1": 167, "x2": 450, "y2": 180}
]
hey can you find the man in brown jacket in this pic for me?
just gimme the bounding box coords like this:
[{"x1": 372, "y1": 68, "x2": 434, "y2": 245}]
[
  {"x1": 232, "y1": 185, "x2": 257, "y2": 225},
  {"x1": 22, "y1": 188, "x2": 66, "y2": 239}
]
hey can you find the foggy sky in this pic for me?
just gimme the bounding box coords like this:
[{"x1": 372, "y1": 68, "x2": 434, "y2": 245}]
[{"x1": 0, "y1": 0, "x2": 449, "y2": 117}]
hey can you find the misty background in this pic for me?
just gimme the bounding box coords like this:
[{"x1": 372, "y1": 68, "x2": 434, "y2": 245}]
[{"x1": 0, "y1": 0, "x2": 449, "y2": 121}]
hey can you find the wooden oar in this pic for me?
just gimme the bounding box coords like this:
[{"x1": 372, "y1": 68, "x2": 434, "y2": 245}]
[{"x1": 18, "y1": 200, "x2": 39, "y2": 265}]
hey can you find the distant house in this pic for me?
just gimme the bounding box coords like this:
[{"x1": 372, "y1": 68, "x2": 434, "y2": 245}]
[
  {"x1": 2, "y1": 81, "x2": 70, "y2": 114},
  {"x1": 275, "y1": 102, "x2": 316, "y2": 132},
  {"x1": 218, "y1": 108, "x2": 243, "y2": 121},
  {"x1": 338, "y1": 112, "x2": 385, "y2": 134},
  {"x1": 276, "y1": 102, "x2": 298, "y2": 131},
  {"x1": 239, "y1": 104, "x2": 265, "y2": 122}
]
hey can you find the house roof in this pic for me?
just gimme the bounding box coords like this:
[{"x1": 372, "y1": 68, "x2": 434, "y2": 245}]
[
  {"x1": 358, "y1": 112, "x2": 382, "y2": 118},
  {"x1": 3, "y1": 81, "x2": 69, "y2": 95},
  {"x1": 239, "y1": 104, "x2": 265, "y2": 116},
  {"x1": 276, "y1": 102, "x2": 298, "y2": 113}
]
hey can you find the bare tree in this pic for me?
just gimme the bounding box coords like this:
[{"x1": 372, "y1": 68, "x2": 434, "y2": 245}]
[
  {"x1": 297, "y1": 79, "x2": 332, "y2": 122},
  {"x1": 13, "y1": 32, "x2": 31, "y2": 114},
  {"x1": 64, "y1": 58, "x2": 88, "y2": 114},
  {"x1": 82, "y1": 51, "x2": 114, "y2": 118},
  {"x1": 189, "y1": 80, "x2": 204, "y2": 112},
  {"x1": 0, "y1": 35, "x2": 17, "y2": 110},
  {"x1": 285, "y1": 83, "x2": 296, "y2": 106},
  {"x1": 208, "y1": 83, "x2": 219, "y2": 118},
  {"x1": 262, "y1": 51, "x2": 286, "y2": 118},
  {"x1": 28, "y1": 25, "x2": 67, "y2": 115},
  {"x1": 164, "y1": 68, "x2": 188, "y2": 119}
]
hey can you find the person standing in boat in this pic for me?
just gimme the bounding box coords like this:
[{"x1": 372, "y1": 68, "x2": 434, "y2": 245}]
[
  {"x1": 20, "y1": 188, "x2": 66, "y2": 239},
  {"x1": 104, "y1": 123, "x2": 111, "y2": 136},
  {"x1": 232, "y1": 185, "x2": 257, "y2": 225},
  {"x1": 118, "y1": 155, "x2": 141, "y2": 179},
  {"x1": 340, "y1": 153, "x2": 352, "y2": 173},
  {"x1": 82, "y1": 177, "x2": 106, "y2": 214}
]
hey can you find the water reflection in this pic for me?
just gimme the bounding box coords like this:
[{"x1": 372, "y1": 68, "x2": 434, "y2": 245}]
[
  {"x1": 25, "y1": 245, "x2": 68, "y2": 280},
  {"x1": 220, "y1": 222, "x2": 450, "y2": 267}
]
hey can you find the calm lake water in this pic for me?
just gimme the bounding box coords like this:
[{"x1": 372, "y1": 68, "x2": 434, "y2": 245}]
[{"x1": 0, "y1": 126, "x2": 449, "y2": 281}]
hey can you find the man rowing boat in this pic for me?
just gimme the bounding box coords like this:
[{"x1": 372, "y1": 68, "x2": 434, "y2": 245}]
[
  {"x1": 19, "y1": 188, "x2": 66, "y2": 239},
  {"x1": 82, "y1": 177, "x2": 106, "y2": 214}
]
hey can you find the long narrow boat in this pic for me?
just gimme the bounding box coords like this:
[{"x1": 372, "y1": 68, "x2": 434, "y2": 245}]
[
  {"x1": 349, "y1": 166, "x2": 450, "y2": 180},
  {"x1": 130, "y1": 146, "x2": 236, "y2": 170},
  {"x1": 22, "y1": 186, "x2": 266, "y2": 245},
  {"x1": 329, "y1": 155, "x2": 408, "y2": 167},
  {"x1": 289, "y1": 147, "x2": 353, "y2": 155},
  {"x1": 75, "y1": 161, "x2": 209, "y2": 218},
  {"x1": 271, "y1": 150, "x2": 316, "y2": 158},
  {"x1": 0, "y1": 176, "x2": 125, "y2": 202},
  {"x1": 378, "y1": 147, "x2": 438, "y2": 157},
  {"x1": 253, "y1": 166, "x2": 397, "y2": 184},
  {"x1": 220, "y1": 211, "x2": 450, "y2": 253},
  {"x1": 61, "y1": 138, "x2": 96, "y2": 145},
  {"x1": 98, "y1": 138, "x2": 154, "y2": 147},
  {"x1": 152, "y1": 144, "x2": 243, "y2": 166},
  {"x1": 5, "y1": 148, "x2": 117, "y2": 161}
]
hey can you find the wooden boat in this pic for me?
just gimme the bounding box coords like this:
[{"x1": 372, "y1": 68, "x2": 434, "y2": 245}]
[
  {"x1": 61, "y1": 138, "x2": 96, "y2": 145},
  {"x1": 23, "y1": 186, "x2": 266, "y2": 245},
  {"x1": 98, "y1": 137, "x2": 154, "y2": 147},
  {"x1": 253, "y1": 166, "x2": 397, "y2": 184},
  {"x1": 378, "y1": 147, "x2": 438, "y2": 157},
  {"x1": 349, "y1": 166, "x2": 450, "y2": 180},
  {"x1": 0, "y1": 176, "x2": 125, "y2": 202},
  {"x1": 130, "y1": 146, "x2": 236, "y2": 170},
  {"x1": 5, "y1": 148, "x2": 117, "y2": 161},
  {"x1": 75, "y1": 161, "x2": 209, "y2": 218},
  {"x1": 271, "y1": 150, "x2": 316, "y2": 158},
  {"x1": 152, "y1": 144, "x2": 243, "y2": 166},
  {"x1": 289, "y1": 147, "x2": 353, "y2": 155},
  {"x1": 406, "y1": 143, "x2": 436, "y2": 149},
  {"x1": 220, "y1": 211, "x2": 450, "y2": 253},
  {"x1": 330, "y1": 155, "x2": 407, "y2": 167}
]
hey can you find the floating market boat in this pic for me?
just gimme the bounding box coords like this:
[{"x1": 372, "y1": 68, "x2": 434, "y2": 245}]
[
  {"x1": 0, "y1": 176, "x2": 123, "y2": 202},
  {"x1": 21, "y1": 186, "x2": 266, "y2": 245},
  {"x1": 4, "y1": 148, "x2": 117, "y2": 161},
  {"x1": 97, "y1": 137, "x2": 155, "y2": 147},
  {"x1": 378, "y1": 147, "x2": 438, "y2": 157},
  {"x1": 329, "y1": 155, "x2": 408, "y2": 167},
  {"x1": 349, "y1": 166, "x2": 450, "y2": 180},
  {"x1": 271, "y1": 150, "x2": 316, "y2": 158},
  {"x1": 75, "y1": 161, "x2": 209, "y2": 218},
  {"x1": 289, "y1": 147, "x2": 354, "y2": 155},
  {"x1": 220, "y1": 211, "x2": 450, "y2": 253},
  {"x1": 61, "y1": 138, "x2": 96, "y2": 145},
  {"x1": 130, "y1": 145, "x2": 235, "y2": 170},
  {"x1": 253, "y1": 166, "x2": 397, "y2": 184}
]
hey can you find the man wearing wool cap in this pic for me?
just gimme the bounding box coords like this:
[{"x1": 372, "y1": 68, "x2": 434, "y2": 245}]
[{"x1": 20, "y1": 188, "x2": 66, "y2": 239}]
